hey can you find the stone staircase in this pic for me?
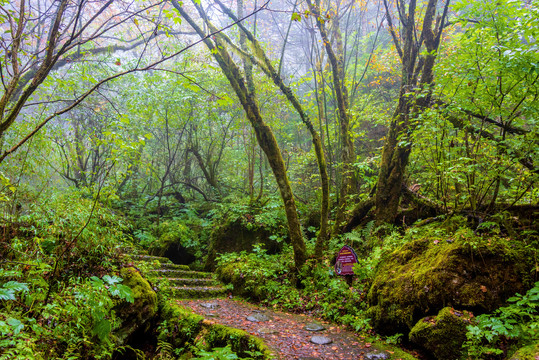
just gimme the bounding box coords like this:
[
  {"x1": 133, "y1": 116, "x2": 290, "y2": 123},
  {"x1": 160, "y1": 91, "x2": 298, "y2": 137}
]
[{"x1": 126, "y1": 254, "x2": 227, "y2": 299}]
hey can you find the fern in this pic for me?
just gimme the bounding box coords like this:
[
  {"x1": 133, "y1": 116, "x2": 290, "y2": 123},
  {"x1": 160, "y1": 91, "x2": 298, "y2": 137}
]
[{"x1": 0, "y1": 281, "x2": 29, "y2": 301}]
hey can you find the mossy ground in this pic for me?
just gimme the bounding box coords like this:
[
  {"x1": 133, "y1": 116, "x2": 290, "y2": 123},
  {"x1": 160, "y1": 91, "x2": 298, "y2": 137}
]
[{"x1": 509, "y1": 342, "x2": 539, "y2": 360}]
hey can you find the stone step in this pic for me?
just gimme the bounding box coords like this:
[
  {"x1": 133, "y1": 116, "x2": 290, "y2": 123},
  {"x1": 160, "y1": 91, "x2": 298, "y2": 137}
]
[
  {"x1": 159, "y1": 263, "x2": 190, "y2": 271},
  {"x1": 162, "y1": 277, "x2": 220, "y2": 286},
  {"x1": 129, "y1": 254, "x2": 171, "y2": 263},
  {"x1": 169, "y1": 286, "x2": 227, "y2": 299},
  {"x1": 146, "y1": 269, "x2": 214, "y2": 279}
]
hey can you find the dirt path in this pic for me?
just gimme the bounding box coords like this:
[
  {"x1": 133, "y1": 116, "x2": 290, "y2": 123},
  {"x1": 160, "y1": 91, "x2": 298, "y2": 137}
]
[{"x1": 177, "y1": 298, "x2": 403, "y2": 360}]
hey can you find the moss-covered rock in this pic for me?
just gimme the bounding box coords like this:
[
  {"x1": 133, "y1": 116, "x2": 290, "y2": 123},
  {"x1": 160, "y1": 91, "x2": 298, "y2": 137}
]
[
  {"x1": 157, "y1": 299, "x2": 205, "y2": 349},
  {"x1": 509, "y1": 343, "x2": 539, "y2": 360},
  {"x1": 204, "y1": 323, "x2": 271, "y2": 358},
  {"x1": 409, "y1": 307, "x2": 472, "y2": 359},
  {"x1": 115, "y1": 266, "x2": 158, "y2": 341},
  {"x1": 149, "y1": 221, "x2": 197, "y2": 266},
  {"x1": 367, "y1": 228, "x2": 533, "y2": 335},
  {"x1": 204, "y1": 218, "x2": 283, "y2": 271}
]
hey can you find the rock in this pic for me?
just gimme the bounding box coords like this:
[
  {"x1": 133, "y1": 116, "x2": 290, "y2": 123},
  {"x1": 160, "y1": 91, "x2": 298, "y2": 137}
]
[
  {"x1": 246, "y1": 312, "x2": 271, "y2": 322},
  {"x1": 409, "y1": 307, "x2": 471, "y2": 360},
  {"x1": 149, "y1": 221, "x2": 197, "y2": 265},
  {"x1": 205, "y1": 218, "x2": 284, "y2": 272},
  {"x1": 257, "y1": 327, "x2": 279, "y2": 334},
  {"x1": 364, "y1": 351, "x2": 390, "y2": 360},
  {"x1": 509, "y1": 343, "x2": 539, "y2": 360},
  {"x1": 304, "y1": 322, "x2": 326, "y2": 332},
  {"x1": 367, "y1": 228, "x2": 533, "y2": 334},
  {"x1": 310, "y1": 336, "x2": 332, "y2": 345},
  {"x1": 200, "y1": 302, "x2": 220, "y2": 309},
  {"x1": 115, "y1": 267, "x2": 158, "y2": 342}
]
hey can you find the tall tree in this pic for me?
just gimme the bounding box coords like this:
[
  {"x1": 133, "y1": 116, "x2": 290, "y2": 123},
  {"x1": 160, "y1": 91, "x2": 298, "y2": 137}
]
[
  {"x1": 0, "y1": 0, "x2": 199, "y2": 164},
  {"x1": 213, "y1": 0, "x2": 331, "y2": 259},
  {"x1": 375, "y1": 0, "x2": 450, "y2": 223},
  {"x1": 171, "y1": 0, "x2": 307, "y2": 270},
  {"x1": 306, "y1": 0, "x2": 356, "y2": 233}
]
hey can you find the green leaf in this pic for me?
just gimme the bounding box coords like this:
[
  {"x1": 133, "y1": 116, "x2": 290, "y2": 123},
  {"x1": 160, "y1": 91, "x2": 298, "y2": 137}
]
[
  {"x1": 3, "y1": 281, "x2": 29, "y2": 293},
  {"x1": 102, "y1": 275, "x2": 122, "y2": 286},
  {"x1": 291, "y1": 12, "x2": 301, "y2": 22},
  {"x1": 93, "y1": 318, "x2": 112, "y2": 342},
  {"x1": 0, "y1": 288, "x2": 15, "y2": 301},
  {"x1": 7, "y1": 318, "x2": 24, "y2": 335},
  {"x1": 109, "y1": 284, "x2": 134, "y2": 303}
]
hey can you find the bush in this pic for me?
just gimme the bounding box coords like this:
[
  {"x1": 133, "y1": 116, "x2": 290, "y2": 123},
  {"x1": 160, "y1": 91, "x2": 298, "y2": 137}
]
[{"x1": 465, "y1": 282, "x2": 539, "y2": 359}]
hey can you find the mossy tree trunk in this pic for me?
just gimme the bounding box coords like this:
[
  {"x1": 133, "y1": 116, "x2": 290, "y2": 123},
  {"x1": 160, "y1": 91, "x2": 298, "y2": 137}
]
[
  {"x1": 171, "y1": 0, "x2": 307, "y2": 269},
  {"x1": 237, "y1": 0, "x2": 256, "y2": 201},
  {"x1": 213, "y1": 0, "x2": 330, "y2": 260},
  {"x1": 375, "y1": 0, "x2": 450, "y2": 224}
]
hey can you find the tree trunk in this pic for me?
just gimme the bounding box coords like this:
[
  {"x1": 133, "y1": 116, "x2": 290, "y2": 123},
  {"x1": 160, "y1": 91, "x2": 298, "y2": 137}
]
[
  {"x1": 375, "y1": 91, "x2": 413, "y2": 223},
  {"x1": 214, "y1": 0, "x2": 331, "y2": 260},
  {"x1": 172, "y1": 0, "x2": 307, "y2": 269},
  {"x1": 375, "y1": 0, "x2": 450, "y2": 224},
  {"x1": 306, "y1": 0, "x2": 355, "y2": 234}
]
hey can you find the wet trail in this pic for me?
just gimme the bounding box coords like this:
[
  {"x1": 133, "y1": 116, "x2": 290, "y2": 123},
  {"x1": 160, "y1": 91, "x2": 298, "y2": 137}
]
[{"x1": 177, "y1": 298, "x2": 402, "y2": 360}]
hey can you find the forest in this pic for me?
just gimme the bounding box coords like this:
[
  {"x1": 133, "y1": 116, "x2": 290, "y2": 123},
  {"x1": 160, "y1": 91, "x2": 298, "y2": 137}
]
[{"x1": 0, "y1": 0, "x2": 538, "y2": 359}]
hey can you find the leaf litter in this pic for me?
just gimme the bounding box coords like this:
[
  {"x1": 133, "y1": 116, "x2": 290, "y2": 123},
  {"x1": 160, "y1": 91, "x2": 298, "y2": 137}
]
[{"x1": 177, "y1": 298, "x2": 397, "y2": 360}]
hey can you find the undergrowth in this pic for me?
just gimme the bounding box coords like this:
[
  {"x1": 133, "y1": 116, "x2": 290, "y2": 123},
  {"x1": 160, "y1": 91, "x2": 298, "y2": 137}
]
[{"x1": 1, "y1": 188, "x2": 135, "y2": 359}]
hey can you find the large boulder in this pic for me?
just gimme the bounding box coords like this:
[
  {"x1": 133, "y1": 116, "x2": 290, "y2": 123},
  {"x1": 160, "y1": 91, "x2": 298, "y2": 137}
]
[
  {"x1": 409, "y1": 307, "x2": 472, "y2": 359},
  {"x1": 115, "y1": 266, "x2": 158, "y2": 342},
  {"x1": 367, "y1": 229, "x2": 533, "y2": 335},
  {"x1": 204, "y1": 218, "x2": 284, "y2": 271},
  {"x1": 149, "y1": 221, "x2": 197, "y2": 266}
]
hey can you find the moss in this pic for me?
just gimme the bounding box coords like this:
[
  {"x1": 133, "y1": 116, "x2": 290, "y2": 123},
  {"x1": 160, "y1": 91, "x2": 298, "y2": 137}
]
[
  {"x1": 115, "y1": 267, "x2": 158, "y2": 341},
  {"x1": 157, "y1": 300, "x2": 273, "y2": 359},
  {"x1": 204, "y1": 218, "x2": 283, "y2": 271},
  {"x1": 216, "y1": 261, "x2": 249, "y2": 297},
  {"x1": 359, "y1": 334, "x2": 420, "y2": 360},
  {"x1": 204, "y1": 324, "x2": 273, "y2": 359},
  {"x1": 149, "y1": 221, "x2": 198, "y2": 265},
  {"x1": 409, "y1": 307, "x2": 472, "y2": 360},
  {"x1": 367, "y1": 229, "x2": 533, "y2": 335},
  {"x1": 509, "y1": 342, "x2": 539, "y2": 360},
  {"x1": 158, "y1": 300, "x2": 205, "y2": 348},
  {"x1": 215, "y1": 259, "x2": 273, "y2": 300}
]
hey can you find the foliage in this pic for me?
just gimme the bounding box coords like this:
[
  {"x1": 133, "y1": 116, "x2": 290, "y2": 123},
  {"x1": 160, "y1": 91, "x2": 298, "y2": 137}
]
[
  {"x1": 194, "y1": 345, "x2": 239, "y2": 360},
  {"x1": 411, "y1": 0, "x2": 539, "y2": 212},
  {"x1": 216, "y1": 246, "x2": 291, "y2": 302},
  {"x1": 465, "y1": 281, "x2": 539, "y2": 359},
  {"x1": 0, "y1": 281, "x2": 28, "y2": 301},
  {"x1": 209, "y1": 196, "x2": 288, "y2": 235},
  {"x1": 0, "y1": 274, "x2": 133, "y2": 360},
  {"x1": 0, "y1": 185, "x2": 136, "y2": 359},
  {"x1": 215, "y1": 247, "x2": 370, "y2": 332},
  {"x1": 1, "y1": 0, "x2": 537, "y2": 357}
]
